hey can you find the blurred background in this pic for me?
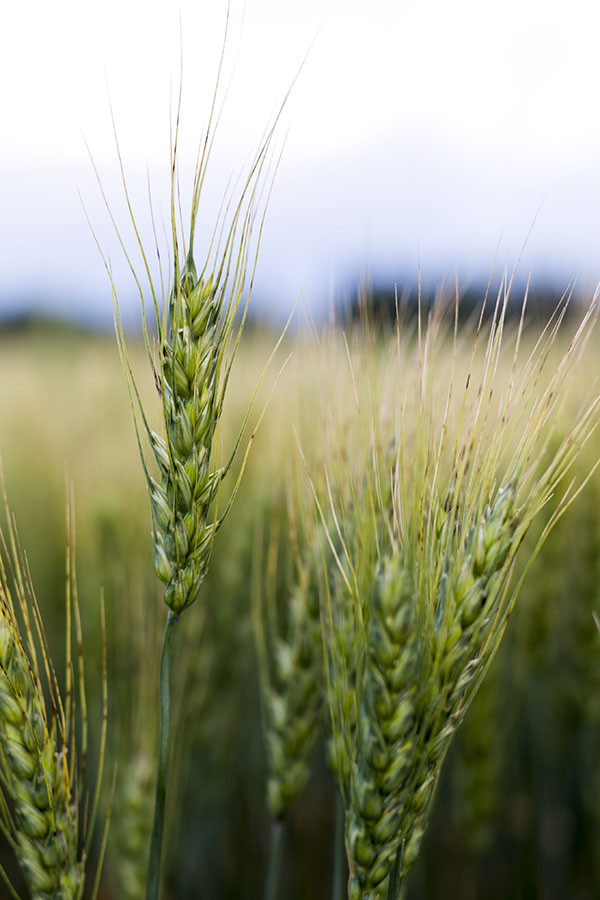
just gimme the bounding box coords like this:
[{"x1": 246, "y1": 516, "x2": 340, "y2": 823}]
[{"x1": 3, "y1": 0, "x2": 600, "y2": 326}]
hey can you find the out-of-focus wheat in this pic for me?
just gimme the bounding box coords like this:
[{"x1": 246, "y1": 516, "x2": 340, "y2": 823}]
[{"x1": 320, "y1": 292, "x2": 599, "y2": 898}]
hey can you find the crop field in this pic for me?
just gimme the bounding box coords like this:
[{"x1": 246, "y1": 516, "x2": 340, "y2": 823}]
[{"x1": 0, "y1": 294, "x2": 599, "y2": 899}]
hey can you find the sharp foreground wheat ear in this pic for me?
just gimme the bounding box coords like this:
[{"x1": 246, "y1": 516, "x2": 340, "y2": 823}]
[
  {"x1": 107, "y1": 67, "x2": 284, "y2": 616},
  {"x1": 0, "y1": 477, "x2": 107, "y2": 900},
  {"x1": 319, "y1": 291, "x2": 600, "y2": 899}
]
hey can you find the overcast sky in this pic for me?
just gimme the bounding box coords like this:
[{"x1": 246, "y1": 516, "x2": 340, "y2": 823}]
[{"x1": 2, "y1": 0, "x2": 600, "y2": 325}]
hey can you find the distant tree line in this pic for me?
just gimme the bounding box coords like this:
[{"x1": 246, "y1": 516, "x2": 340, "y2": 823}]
[{"x1": 341, "y1": 281, "x2": 582, "y2": 331}]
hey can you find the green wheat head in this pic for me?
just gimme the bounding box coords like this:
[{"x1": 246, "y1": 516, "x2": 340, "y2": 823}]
[
  {"x1": 320, "y1": 290, "x2": 599, "y2": 899},
  {"x1": 97, "y1": 67, "x2": 283, "y2": 617},
  {"x1": 253, "y1": 472, "x2": 325, "y2": 821},
  {"x1": 0, "y1": 483, "x2": 106, "y2": 900}
]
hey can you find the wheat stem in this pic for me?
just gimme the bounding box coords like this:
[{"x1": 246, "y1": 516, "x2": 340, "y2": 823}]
[
  {"x1": 333, "y1": 790, "x2": 346, "y2": 900},
  {"x1": 262, "y1": 819, "x2": 285, "y2": 900},
  {"x1": 146, "y1": 611, "x2": 180, "y2": 900}
]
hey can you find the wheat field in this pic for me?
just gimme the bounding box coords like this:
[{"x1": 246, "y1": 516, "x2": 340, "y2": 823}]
[{"x1": 0, "y1": 301, "x2": 598, "y2": 899}]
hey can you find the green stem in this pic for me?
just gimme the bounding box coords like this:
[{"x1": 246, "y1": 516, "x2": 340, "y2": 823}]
[
  {"x1": 146, "y1": 611, "x2": 180, "y2": 900},
  {"x1": 263, "y1": 819, "x2": 285, "y2": 900},
  {"x1": 332, "y1": 790, "x2": 346, "y2": 900},
  {"x1": 385, "y1": 841, "x2": 404, "y2": 900}
]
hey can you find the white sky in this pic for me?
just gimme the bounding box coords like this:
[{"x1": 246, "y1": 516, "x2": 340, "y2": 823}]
[{"x1": 2, "y1": 0, "x2": 600, "y2": 323}]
